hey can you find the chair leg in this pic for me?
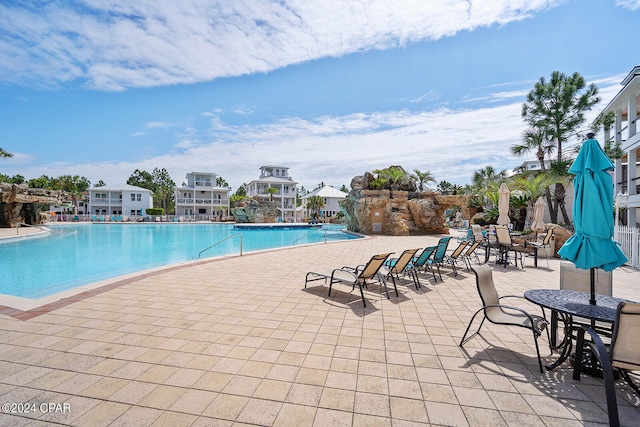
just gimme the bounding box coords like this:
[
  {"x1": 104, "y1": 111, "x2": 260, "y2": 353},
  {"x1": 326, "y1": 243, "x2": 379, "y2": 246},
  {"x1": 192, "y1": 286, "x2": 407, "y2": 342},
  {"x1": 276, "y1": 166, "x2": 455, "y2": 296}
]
[
  {"x1": 357, "y1": 282, "x2": 367, "y2": 308},
  {"x1": 620, "y1": 369, "x2": 640, "y2": 397},
  {"x1": 460, "y1": 310, "x2": 486, "y2": 346},
  {"x1": 532, "y1": 330, "x2": 544, "y2": 373},
  {"x1": 411, "y1": 269, "x2": 421, "y2": 289}
]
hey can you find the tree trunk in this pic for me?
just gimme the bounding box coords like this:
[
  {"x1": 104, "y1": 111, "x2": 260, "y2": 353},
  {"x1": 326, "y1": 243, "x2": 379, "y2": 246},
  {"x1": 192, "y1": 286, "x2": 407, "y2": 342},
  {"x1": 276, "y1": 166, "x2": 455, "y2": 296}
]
[{"x1": 545, "y1": 186, "x2": 557, "y2": 224}]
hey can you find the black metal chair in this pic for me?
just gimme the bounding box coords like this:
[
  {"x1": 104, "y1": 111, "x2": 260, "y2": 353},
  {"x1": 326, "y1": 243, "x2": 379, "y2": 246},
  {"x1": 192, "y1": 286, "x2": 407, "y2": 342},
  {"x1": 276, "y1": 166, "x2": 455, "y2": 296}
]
[
  {"x1": 495, "y1": 225, "x2": 525, "y2": 268},
  {"x1": 573, "y1": 302, "x2": 640, "y2": 427},
  {"x1": 529, "y1": 230, "x2": 553, "y2": 268},
  {"x1": 460, "y1": 264, "x2": 550, "y2": 373}
]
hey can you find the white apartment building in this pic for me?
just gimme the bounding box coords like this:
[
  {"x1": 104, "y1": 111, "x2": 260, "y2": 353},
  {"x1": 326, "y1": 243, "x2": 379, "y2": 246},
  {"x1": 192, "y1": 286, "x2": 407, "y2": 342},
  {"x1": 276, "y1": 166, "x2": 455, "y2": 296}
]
[
  {"x1": 87, "y1": 184, "x2": 153, "y2": 217},
  {"x1": 246, "y1": 166, "x2": 298, "y2": 222},
  {"x1": 174, "y1": 172, "x2": 231, "y2": 219},
  {"x1": 597, "y1": 65, "x2": 640, "y2": 226},
  {"x1": 301, "y1": 185, "x2": 347, "y2": 219}
]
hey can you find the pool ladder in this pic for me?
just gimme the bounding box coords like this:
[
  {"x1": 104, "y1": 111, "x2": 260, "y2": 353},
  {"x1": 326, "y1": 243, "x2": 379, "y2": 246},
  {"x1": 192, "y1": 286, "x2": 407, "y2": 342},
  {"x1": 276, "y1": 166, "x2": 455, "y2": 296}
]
[{"x1": 198, "y1": 233, "x2": 243, "y2": 258}]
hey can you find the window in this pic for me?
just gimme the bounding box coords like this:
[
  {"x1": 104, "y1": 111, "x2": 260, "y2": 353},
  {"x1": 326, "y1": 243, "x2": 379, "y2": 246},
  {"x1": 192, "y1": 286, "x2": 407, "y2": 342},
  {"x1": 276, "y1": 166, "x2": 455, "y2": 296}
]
[{"x1": 131, "y1": 193, "x2": 142, "y2": 201}]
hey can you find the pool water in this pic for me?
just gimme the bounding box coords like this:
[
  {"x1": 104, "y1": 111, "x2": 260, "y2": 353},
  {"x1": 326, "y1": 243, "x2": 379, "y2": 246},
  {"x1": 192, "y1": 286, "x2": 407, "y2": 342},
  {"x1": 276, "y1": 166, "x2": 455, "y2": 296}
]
[{"x1": 0, "y1": 223, "x2": 357, "y2": 299}]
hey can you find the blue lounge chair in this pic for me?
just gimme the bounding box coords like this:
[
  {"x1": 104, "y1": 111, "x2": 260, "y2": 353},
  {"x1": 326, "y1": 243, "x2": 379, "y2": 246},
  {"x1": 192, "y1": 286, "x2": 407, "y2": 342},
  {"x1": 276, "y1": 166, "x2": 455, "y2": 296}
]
[
  {"x1": 410, "y1": 246, "x2": 438, "y2": 282},
  {"x1": 429, "y1": 236, "x2": 451, "y2": 281},
  {"x1": 380, "y1": 248, "x2": 421, "y2": 290}
]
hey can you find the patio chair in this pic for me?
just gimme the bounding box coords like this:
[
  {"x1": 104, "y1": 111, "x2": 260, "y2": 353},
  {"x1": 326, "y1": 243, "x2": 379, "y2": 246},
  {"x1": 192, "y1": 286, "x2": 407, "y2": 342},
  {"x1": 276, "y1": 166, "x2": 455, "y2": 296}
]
[
  {"x1": 460, "y1": 264, "x2": 550, "y2": 373},
  {"x1": 462, "y1": 240, "x2": 483, "y2": 270},
  {"x1": 410, "y1": 246, "x2": 438, "y2": 282},
  {"x1": 304, "y1": 253, "x2": 395, "y2": 308},
  {"x1": 457, "y1": 227, "x2": 473, "y2": 242},
  {"x1": 444, "y1": 240, "x2": 469, "y2": 276},
  {"x1": 470, "y1": 224, "x2": 484, "y2": 242},
  {"x1": 529, "y1": 230, "x2": 553, "y2": 268},
  {"x1": 573, "y1": 302, "x2": 640, "y2": 427},
  {"x1": 380, "y1": 248, "x2": 421, "y2": 290},
  {"x1": 430, "y1": 236, "x2": 452, "y2": 281},
  {"x1": 495, "y1": 225, "x2": 525, "y2": 268}
]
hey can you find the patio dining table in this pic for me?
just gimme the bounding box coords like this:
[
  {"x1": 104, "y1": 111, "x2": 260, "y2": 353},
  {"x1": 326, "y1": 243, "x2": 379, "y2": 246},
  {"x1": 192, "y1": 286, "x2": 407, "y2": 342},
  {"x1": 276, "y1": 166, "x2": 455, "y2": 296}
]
[{"x1": 524, "y1": 289, "x2": 635, "y2": 371}]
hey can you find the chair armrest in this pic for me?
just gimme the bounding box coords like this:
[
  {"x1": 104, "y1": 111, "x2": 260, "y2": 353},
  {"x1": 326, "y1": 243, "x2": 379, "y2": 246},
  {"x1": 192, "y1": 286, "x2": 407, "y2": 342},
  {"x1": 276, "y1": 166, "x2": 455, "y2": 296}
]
[
  {"x1": 341, "y1": 264, "x2": 364, "y2": 273},
  {"x1": 484, "y1": 303, "x2": 548, "y2": 331},
  {"x1": 500, "y1": 295, "x2": 547, "y2": 318},
  {"x1": 498, "y1": 295, "x2": 525, "y2": 301}
]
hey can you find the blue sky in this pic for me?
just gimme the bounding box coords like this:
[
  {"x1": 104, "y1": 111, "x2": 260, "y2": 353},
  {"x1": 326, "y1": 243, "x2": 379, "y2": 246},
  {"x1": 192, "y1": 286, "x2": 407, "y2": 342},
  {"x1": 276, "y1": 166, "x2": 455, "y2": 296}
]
[{"x1": 1, "y1": 0, "x2": 639, "y2": 191}]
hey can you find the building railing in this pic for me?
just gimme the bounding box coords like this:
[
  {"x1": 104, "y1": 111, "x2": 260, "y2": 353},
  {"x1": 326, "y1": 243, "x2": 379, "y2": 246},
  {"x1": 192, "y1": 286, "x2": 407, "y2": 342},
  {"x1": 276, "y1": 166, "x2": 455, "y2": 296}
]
[
  {"x1": 616, "y1": 225, "x2": 640, "y2": 268},
  {"x1": 176, "y1": 198, "x2": 229, "y2": 204},
  {"x1": 91, "y1": 198, "x2": 123, "y2": 203}
]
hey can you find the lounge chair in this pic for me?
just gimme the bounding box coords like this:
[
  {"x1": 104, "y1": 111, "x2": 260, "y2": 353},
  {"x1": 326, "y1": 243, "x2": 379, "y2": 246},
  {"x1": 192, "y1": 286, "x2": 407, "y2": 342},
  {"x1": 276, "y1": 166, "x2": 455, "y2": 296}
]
[
  {"x1": 304, "y1": 253, "x2": 395, "y2": 307},
  {"x1": 462, "y1": 240, "x2": 483, "y2": 270},
  {"x1": 410, "y1": 246, "x2": 438, "y2": 282},
  {"x1": 444, "y1": 240, "x2": 469, "y2": 276},
  {"x1": 470, "y1": 224, "x2": 484, "y2": 241},
  {"x1": 429, "y1": 236, "x2": 452, "y2": 281},
  {"x1": 379, "y1": 248, "x2": 421, "y2": 290},
  {"x1": 573, "y1": 302, "x2": 640, "y2": 427},
  {"x1": 460, "y1": 264, "x2": 550, "y2": 373}
]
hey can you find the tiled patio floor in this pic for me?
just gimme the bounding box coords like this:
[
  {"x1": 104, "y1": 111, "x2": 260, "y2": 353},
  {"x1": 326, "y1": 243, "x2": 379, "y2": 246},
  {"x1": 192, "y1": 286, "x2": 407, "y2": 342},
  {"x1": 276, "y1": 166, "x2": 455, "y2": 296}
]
[{"x1": 1, "y1": 234, "x2": 639, "y2": 426}]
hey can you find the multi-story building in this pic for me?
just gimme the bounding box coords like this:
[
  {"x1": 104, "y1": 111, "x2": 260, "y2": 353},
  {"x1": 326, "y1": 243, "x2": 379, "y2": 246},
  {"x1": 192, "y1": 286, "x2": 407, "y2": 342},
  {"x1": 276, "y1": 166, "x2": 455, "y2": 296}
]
[
  {"x1": 174, "y1": 172, "x2": 231, "y2": 219},
  {"x1": 246, "y1": 166, "x2": 298, "y2": 222},
  {"x1": 596, "y1": 65, "x2": 640, "y2": 226},
  {"x1": 301, "y1": 185, "x2": 347, "y2": 219},
  {"x1": 87, "y1": 184, "x2": 153, "y2": 217}
]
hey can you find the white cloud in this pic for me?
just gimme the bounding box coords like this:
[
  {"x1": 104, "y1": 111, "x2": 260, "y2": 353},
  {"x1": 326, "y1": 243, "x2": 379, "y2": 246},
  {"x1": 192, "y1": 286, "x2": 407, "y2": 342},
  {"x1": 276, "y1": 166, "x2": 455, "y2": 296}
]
[
  {"x1": 3, "y1": 74, "x2": 623, "y2": 192},
  {"x1": 145, "y1": 121, "x2": 173, "y2": 129},
  {"x1": 615, "y1": 0, "x2": 640, "y2": 11},
  {"x1": 0, "y1": 0, "x2": 562, "y2": 91}
]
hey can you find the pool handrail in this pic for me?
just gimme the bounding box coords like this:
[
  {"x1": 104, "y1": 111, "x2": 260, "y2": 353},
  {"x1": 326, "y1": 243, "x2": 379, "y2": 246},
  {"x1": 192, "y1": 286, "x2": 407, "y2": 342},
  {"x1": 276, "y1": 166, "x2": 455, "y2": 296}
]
[
  {"x1": 293, "y1": 228, "x2": 328, "y2": 245},
  {"x1": 198, "y1": 233, "x2": 243, "y2": 258}
]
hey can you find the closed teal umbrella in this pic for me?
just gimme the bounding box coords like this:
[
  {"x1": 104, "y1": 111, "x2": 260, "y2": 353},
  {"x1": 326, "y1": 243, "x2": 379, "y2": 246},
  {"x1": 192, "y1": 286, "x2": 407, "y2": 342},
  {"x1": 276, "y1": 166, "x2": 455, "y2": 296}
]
[{"x1": 558, "y1": 137, "x2": 627, "y2": 304}]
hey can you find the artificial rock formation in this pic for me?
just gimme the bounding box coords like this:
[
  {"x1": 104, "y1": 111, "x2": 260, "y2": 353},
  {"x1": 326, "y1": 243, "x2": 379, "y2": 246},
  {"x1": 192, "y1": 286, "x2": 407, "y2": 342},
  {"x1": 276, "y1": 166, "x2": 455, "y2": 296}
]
[
  {"x1": 0, "y1": 183, "x2": 68, "y2": 228},
  {"x1": 231, "y1": 198, "x2": 279, "y2": 223},
  {"x1": 341, "y1": 175, "x2": 477, "y2": 235}
]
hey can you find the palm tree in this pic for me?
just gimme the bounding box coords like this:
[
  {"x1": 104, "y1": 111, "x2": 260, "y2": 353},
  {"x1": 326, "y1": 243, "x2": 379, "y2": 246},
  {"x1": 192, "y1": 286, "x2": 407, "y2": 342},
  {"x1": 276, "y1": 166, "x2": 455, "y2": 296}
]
[
  {"x1": 306, "y1": 195, "x2": 325, "y2": 220},
  {"x1": 510, "y1": 173, "x2": 556, "y2": 229},
  {"x1": 436, "y1": 180, "x2": 454, "y2": 195},
  {"x1": 471, "y1": 166, "x2": 506, "y2": 190},
  {"x1": 522, "y1": 71, "x2": 599, "y2": 223},
  {"x1": 0, "y1": 147, "x2": 12, "y2": 158},
  {"x1": 373, "y1": 166, "x2": 408, "y2": 190},
  {"x1": 512, "y1": 127, "x2": 556, "y2": 219},
  {"x1": 412, "y1": 169, "x2": 436, "y2": 192},
  {"x1": 264, "y1": 185, "x2": 278, "y2": 201}
]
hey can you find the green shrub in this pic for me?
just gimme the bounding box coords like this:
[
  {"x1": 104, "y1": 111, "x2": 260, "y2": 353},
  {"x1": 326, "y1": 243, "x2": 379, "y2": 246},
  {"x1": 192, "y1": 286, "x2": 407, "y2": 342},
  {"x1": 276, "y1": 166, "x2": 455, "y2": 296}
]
[{"x1": 146, "y1": 208, "x2": 164, "y2": 215}]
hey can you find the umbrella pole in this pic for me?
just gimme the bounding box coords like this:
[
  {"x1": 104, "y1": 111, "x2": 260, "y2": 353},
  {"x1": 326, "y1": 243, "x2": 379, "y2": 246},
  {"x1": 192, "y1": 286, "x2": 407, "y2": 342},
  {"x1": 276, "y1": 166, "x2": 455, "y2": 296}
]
[{"x1": 589, "y1": 268, "x2": 596, "y2": 305}]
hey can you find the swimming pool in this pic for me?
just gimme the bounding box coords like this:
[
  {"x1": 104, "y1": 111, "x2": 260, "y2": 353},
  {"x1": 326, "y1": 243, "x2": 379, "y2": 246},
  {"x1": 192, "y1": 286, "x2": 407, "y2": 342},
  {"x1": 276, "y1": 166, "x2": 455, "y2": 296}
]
[{"x1": 0, "y1": 223, "x2": 358, "y2": 299}]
